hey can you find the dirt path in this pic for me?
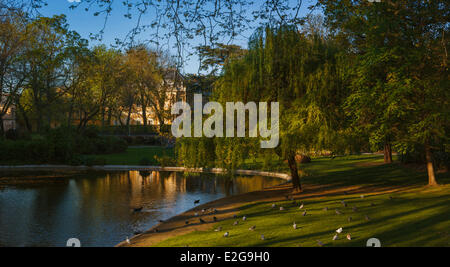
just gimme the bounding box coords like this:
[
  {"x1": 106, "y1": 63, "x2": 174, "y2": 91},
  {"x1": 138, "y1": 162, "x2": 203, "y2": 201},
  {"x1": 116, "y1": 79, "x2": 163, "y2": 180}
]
[{"x1": 118, "y1": 182, "x2": 416, "y2": 247}]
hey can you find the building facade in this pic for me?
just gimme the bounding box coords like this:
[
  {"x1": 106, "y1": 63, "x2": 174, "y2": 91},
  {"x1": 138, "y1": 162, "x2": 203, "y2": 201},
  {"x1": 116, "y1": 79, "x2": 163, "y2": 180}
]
[{"x1": 0, "y1": 95, "x2": 16, "y2": 131}]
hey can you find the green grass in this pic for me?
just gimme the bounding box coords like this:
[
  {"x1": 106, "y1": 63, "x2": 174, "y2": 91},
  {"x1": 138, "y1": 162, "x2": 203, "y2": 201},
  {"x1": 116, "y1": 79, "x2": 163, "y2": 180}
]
[
  {"x1": 154, "y1": 155, "x2": 450, "y2": 247},
  {"x1": 95, "y1": 146, "x2": 174, "y2": 165}
]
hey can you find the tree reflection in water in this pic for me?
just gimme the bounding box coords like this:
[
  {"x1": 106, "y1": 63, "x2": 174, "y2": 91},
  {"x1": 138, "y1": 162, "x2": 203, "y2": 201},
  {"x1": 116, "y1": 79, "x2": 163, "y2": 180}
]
[{"x1": 0, "y1": 171, "x2": 282, "y2": 247}]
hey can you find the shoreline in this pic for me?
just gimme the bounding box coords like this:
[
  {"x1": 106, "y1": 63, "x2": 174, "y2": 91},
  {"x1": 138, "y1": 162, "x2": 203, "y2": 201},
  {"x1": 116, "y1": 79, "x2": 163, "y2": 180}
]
[{"x1": 0, "y1": 165, "x2": 291, "y2": 180}]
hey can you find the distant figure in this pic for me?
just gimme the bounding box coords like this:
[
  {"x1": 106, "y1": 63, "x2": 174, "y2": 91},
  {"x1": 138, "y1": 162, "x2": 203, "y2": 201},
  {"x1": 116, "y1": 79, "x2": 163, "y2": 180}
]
[
  {"x1": 126, "y1": 237, "x2": 131, "y2": 244},
  {"x1": 352, "y1": 206, "x2": 358, "y2": 212},
  {"x1": 333, "y1": 234, "x2": 339, "y2": 241},
  {"x1": 224, "y1": 232, "x2": 229, "y2": 238},
  {"x1": 249, "y1": 226, "x2": 256, "y2": 231},
  {"x1": 299, "y1": 203, "x2": 304, "y2": 210},
  {"x1": 194, "y1": 200, "x2": 200, "y2": 205},
  {"x1": 323, "y1": 207, "x2": 328, "y2": 212},
  {"x1": 293, "y1": 222, "x2": 298, "y2": 230},
  {"x1": 159, "y1": 220, "x2": 165, "y2": 223},
  {"x1": 348, "y1": 217, "x2": 353, "y2": 222},
  {"x1": 302, "y1": 210, "x2": 307, "y2": 217},
  {"x1": 233, "y1": 221, "x2": 239, "y2": 226},
  {"x1": 185, "y1": 221, "x2": 190, "y2": 225},
  {"x1": 199, "y1": 218, "x2": 206, "y2": 224},
  {"x1": 243, "y1": 216, "x2": 247, "y2": 221},
  {"x1": 365, "y1": 215, "x2": 371, "y2": 221},
  {"x1": 261, "y1": 234, "x2": 265, "y2": 241},
  {"x1": 213, "y1": 217, "x2": 218, "y2": 222},
  {"x1": 215, "y1": 227, "x2": 222, "y2": 232},
  {"x1": 341, "y1": 201, "x2": 347, "y2": 207},
  {"x1": 335, "y1": 209, "x2": 342, "y2": 215},
  {"x1": 280, "y1": 207, "x2": 285, "y2": 211}
]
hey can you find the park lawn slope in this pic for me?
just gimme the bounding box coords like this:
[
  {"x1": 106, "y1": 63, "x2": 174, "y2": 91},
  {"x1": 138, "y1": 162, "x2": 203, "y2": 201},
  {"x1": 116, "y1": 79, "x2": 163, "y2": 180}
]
[{"x1": 152, "y1": 156, "x2": 450, "y2": 247}]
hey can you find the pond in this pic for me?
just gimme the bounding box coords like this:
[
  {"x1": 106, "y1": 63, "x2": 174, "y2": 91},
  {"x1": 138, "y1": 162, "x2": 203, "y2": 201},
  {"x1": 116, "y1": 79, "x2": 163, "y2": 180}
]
[{"x1": 0, "y1": 171, "x2": 283, "y2": 247}]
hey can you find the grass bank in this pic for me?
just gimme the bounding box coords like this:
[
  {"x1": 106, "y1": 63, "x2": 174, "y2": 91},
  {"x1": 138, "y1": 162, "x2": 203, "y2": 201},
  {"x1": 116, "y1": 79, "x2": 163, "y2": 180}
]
[{"x1": 124, "y1": 155, "x2": 450, "y2": 247}]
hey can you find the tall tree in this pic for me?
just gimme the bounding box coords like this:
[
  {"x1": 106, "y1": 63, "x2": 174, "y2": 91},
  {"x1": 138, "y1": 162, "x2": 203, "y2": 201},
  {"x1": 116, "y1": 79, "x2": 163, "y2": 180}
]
[{"x1": 319, "y1": 0, "x2": 449, "y2": 185}]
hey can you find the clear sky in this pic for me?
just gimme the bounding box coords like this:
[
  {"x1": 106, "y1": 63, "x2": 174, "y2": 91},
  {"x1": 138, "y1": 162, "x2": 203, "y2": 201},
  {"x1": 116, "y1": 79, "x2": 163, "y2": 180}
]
[{"x1": 38, "y1": 0, "x2": 319, "y2": 74}]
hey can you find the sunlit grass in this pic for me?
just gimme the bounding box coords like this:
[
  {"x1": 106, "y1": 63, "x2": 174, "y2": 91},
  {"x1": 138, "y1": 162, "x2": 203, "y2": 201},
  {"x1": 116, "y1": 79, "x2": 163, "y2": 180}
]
[{"x1": 154, "y1": 155, "x2": 450, "y2": 247}]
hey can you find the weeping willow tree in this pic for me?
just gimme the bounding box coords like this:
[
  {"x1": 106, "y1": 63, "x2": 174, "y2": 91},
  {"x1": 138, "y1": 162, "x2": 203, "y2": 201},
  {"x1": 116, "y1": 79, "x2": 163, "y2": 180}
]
[{"x1": 177, "y1": 25, "x2": 350, "y2": 191}]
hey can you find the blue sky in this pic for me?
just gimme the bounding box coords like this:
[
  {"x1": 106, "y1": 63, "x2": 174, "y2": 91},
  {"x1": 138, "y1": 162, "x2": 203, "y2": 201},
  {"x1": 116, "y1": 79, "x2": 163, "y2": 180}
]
[{"x1": 39, "y1": 0, "x2": 319, "y2": 74}]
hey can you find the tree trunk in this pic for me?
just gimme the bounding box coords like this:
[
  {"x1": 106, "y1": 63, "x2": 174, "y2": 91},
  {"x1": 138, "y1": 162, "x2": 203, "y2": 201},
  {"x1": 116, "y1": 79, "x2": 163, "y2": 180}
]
[
  {"x1": 384, "y1": 142, "x2": 393, "y2": 164},
  {"x1": 287, "y1": 151, "x2": 302, "y2": 191},
  {"x1": 126, "y1": 105, "x2": 133, "y2": 136},
  {"x1": 142, "y1": 104, "x2": 147, "y2": 127},
  {"x1": 425, "y1": 143, "x2": 438, "y2": 186},
  {"x1": 0, "y1": 115, "x2": 4, "y2": 137}
]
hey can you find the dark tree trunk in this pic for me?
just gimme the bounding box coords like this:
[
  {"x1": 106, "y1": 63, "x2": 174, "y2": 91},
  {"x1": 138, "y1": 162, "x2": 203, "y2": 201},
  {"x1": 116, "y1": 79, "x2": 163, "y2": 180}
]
[
  {"x1": 126, "y1": 105, "x2": 133, "y2": 136},
  {"x1": 0, "y1": 116, "x2": 4, "y2": 137},
  {"x1": 425, "y1": 142, "x2": 438, "y2": 186},
  {"x1": 107, "y1": 109, "x2": 112, "y2": 126},
  {"x1": 287, "y1": 151, "x2": 302, "y2": 191},
  {"x1": 384, "y1": 142, "x2": 393, "y2": 164},
  {"x1": 142, "y1": 104, "x2": 147, "y2": 127}
]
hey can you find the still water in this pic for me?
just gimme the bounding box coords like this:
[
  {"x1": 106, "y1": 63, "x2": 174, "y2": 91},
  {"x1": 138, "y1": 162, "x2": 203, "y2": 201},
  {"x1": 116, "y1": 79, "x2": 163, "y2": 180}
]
[{"x1": 0, "y1": 171, "x2": 282, "y2": 247}]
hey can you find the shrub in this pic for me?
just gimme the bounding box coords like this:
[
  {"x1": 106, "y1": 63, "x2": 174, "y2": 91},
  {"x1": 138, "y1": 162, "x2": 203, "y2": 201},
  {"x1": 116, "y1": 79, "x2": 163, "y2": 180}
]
[
  {"x1": 139, "y1": 157, "x2": 153, "y2": 166},
  {"x1": 85, "y1": 156, "x2": 107, "y2": 167},
  {"x1": 155, "y1": 155, "x2": 176, "y2": 168},
  {"x1": 5, "y1": 129, "x2": 19, "y2": 140}
]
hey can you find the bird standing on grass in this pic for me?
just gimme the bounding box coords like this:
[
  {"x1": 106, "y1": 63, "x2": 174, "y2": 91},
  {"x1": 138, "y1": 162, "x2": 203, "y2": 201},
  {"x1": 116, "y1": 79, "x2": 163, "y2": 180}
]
[
  {"x1": 249, "y1": 226, "x2": 256, "y2": 231},
  {"x1": 280, "y1": 207, "x2": 285, "y2": 211},
  {"x1": 299, "y1": 203, "x2": 304, "y2": 210},
  {"x1": 293, "y1": 222, "x2": 298, "y2": 230},
  {"x1": 333, "y1": 234, "x2": 339, "y2": 241},
  {"x1": 261, "y1": 234, "x2": 265, "y2": 241},
  {"x1": 335, "y1": 209, "x2": 342, "y2": 215},
  {"x1": 233, "y1": 221, "x2": 239, "y2": 226},
  {"x1": 347, "y1": 234, "x2": 352, "y2": 241},
  {"x1": 336, "y1": 228, "x2": 343, "y2": 234},
  {"x1": 243, "y1": 216, "x2": 247, "y2": 221},
  {"x1": 215, "y1": 227, "x2": 222, "y2": 232},
  {"x1": 224, "y1": 232, "x2": 229, "y2": 238},
  {"x1": 302, "y1": 210, "x2": 307, "y2": 217}
]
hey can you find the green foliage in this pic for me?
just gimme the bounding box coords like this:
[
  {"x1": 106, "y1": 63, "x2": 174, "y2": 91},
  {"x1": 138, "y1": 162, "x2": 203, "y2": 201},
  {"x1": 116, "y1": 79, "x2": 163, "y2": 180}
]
[{"x1": 0, "y1": 128, "x2": 127, "y2": 164}]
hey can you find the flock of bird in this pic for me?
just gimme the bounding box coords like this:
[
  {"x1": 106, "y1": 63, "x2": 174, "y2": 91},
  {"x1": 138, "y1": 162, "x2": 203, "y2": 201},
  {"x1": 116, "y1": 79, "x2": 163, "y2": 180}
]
[{"x1": 126, "y1": 194, "x2": 386, "y2": 246}]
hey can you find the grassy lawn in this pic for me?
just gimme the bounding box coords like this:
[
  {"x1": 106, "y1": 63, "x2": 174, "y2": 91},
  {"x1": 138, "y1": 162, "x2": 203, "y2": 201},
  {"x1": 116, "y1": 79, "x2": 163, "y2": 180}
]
[
  {"x1": 95, "y1": 146, "x2": 174, "y2": 165},
  {"x1": 153, "y1": 155, "x2": 450, "y2": 247}
]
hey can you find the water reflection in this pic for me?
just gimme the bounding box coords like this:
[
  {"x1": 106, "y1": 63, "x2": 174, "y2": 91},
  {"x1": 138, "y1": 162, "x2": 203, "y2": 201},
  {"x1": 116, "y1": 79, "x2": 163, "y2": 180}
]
[{"x1": 0, "y1": 171, "x2": 282, "y2": 247}]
